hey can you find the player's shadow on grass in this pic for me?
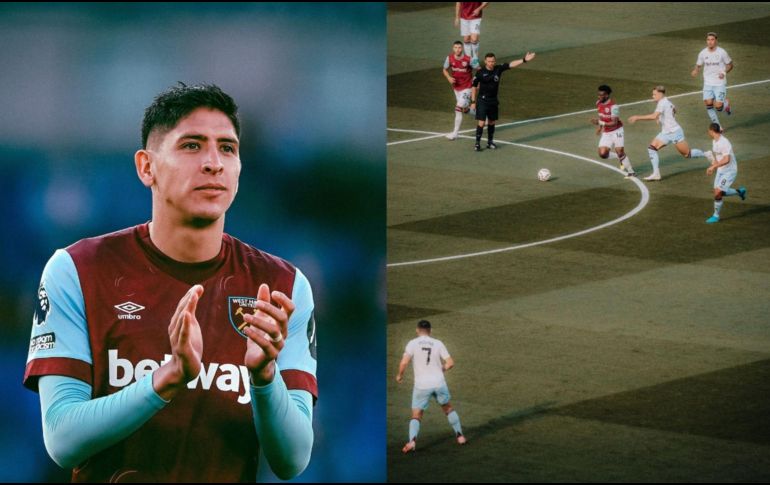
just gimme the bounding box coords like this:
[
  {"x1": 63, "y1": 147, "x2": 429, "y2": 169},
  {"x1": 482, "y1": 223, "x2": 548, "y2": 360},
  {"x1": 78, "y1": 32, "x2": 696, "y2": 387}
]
[
  {"x1": 720, "y1": 111, "x2": 770, "y2": 131},
  {"x1": 652, "y1": 163, "x2": 710, "y2": 181},
  {"x1": 719, "y1": 203, "x2": 770, "y2": 221},
  {"x1": 417, "y1": 401, "x2": 558, "y2": 452}
]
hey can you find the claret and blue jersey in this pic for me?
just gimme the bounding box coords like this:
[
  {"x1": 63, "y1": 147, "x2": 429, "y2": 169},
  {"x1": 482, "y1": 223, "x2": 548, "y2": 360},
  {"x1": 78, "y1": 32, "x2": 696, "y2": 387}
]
[{"x1": 24, "y1": 222, "x2": 317, "y2": 482}]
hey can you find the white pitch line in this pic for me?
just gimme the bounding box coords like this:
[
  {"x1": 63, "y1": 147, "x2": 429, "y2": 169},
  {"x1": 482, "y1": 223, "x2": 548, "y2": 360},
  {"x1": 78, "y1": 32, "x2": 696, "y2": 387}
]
[
  {"x1": 387, "y1": 133, "x2": 650, "y2": 268},
  {"x1": 387, "y1": 133, "x2": 448, "y2": 146},
  {"x1": 387, "y1": 128, "x2": 442, "y2": 135},
  {"x1": 387, "y1": 78, "x2": 770, "y2": 146}
]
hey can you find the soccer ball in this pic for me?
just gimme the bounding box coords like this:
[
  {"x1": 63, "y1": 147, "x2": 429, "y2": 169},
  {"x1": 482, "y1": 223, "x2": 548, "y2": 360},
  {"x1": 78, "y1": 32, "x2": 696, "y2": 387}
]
[{"x1": 537, "y1": 168, "x2": 551, "y2": 182}]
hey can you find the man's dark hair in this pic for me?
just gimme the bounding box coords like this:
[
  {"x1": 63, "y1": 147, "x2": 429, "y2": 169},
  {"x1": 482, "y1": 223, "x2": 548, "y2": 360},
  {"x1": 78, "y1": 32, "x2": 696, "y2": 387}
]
[
  {"x1": 598, "y1": 84, "x2": 612, "y2": 95},
  {"x1": 453, "y1": 40, "x2": 463, "y2": 47},
  {"x1": 707, "y1": 32, "x2": 718, "y2": 39},
  {"x1": 417, "y1": 320, "x2": 432, "y2": 330},
  {"x1": 484, "y1": 52, "x2": 495, "y2": 59},
  {"x1": 709, "y1": 122, "x2": 722, "y2": 133},
  {"x1": 141, "y1": 82, "x2": 240, "y2": 148}
]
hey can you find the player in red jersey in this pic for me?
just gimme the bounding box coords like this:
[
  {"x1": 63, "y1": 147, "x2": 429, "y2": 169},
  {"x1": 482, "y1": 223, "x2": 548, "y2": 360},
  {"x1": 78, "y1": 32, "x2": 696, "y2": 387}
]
[
  {"x1": 24, "y1": 84, "x2": 317, "y2": 482},
  {"x1": 590, "y1": 84, "x2": 636, "y2": 178},
  {"x1": 454, "y1": 2, "x2": 489, "y2": 59},
  {"x1": 443, "y1": 41, "x2": 478, "y2": 140}
]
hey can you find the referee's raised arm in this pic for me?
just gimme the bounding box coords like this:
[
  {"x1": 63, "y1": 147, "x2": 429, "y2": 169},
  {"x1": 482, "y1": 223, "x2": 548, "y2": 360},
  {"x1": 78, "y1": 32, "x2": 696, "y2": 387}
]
[{"x1": 508, "y1": 51, "x2": 536, "y2": 69}]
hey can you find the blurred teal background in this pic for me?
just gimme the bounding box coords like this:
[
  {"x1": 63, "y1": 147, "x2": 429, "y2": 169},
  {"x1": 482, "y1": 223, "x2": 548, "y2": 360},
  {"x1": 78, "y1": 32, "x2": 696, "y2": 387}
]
[{"x1": 0, "y1": 3, "x2": 385, "y2": 482}]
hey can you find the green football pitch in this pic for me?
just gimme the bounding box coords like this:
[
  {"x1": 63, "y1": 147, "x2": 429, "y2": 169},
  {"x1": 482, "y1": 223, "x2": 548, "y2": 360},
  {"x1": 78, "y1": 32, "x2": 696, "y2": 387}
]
[{"x1": 387, "y1": 3, "x2": 770, "y2": 482}]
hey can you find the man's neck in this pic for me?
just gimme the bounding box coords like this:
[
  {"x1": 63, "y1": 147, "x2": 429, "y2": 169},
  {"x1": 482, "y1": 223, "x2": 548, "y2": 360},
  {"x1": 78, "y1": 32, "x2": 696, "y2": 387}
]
[{"x1": 149, "y1": 214, "x2": 224, "y2": 263}]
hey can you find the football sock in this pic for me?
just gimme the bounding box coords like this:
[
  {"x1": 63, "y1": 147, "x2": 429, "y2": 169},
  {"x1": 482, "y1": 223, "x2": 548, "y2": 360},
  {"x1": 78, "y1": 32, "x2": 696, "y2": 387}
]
[
  {"x1": 689, "y1": 148, "x2": 705, "y2": 158},
  {"x1": 647, "y1": 146, "x2": 660, "y2": 174},
  {"x1": 409, "y1": 419, "x2": 420, "y2": 442},
  {"x1": 487, "y1": 124, "x2": 495, "y2": 144},
  {"x1": 620, "y1": 154, "x2": 634, "y2": 173},
  {"x1": 447, "y1": 411, "x2": 463, "y2": 435},
  {"x1": 463, "y1": 42, "x2": 472, "y2": 57},
  {"x1": 608, "y1": 151, "x2": 619, "y2": 160},
  {"x1": 707, "y1": 107, "x2": 719, "y2": 124},
  {"x1": 714, "y1": 199, "x2": 723, "y2": 217},
  {"x1": 453, "y1": 110, "x2": 463, "y2": 134},
  {"x1": 471, "y1": 41, "x2": 479, "y2": 59},
  {"x1": 724, "y1": 188, "x2": 738, "y2": 197},
  {"x1": 475, "y1": 125, "x2": 483, "y2": 145}
]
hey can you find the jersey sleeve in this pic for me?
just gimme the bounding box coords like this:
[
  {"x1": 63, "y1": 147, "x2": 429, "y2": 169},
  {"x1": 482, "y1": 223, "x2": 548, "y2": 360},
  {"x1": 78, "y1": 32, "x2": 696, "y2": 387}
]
[
  {"x1": 443, "y1": 56, "x2": 451, "y2": 69},
  {"x1": 24, "y1": 249, "x2": 93, "y2": 391},
  {"x1": 276, "y1": 268, "x2": 318, "y2": 400},
  {"x1": 611, "y1": 104, "x2": 620, "y2": 117},
  {"x1": 39, "y1": 374, "x2": 166, "y2": 468},
  {"x1": 500, "y1": 63, "x2": 511, "y2": 72},
  {"x1": 696, "y1": 50, "x2": 704, "y2": 66},
  {"x1": 439, "y1": 341, "x2": 450, "y2": 360},
  {"x1": 404, "y1": 340, "x2": 415, "y2": 357},
  {"x1": 721, "y1": 138, "x2": 733, "y2": 159}
]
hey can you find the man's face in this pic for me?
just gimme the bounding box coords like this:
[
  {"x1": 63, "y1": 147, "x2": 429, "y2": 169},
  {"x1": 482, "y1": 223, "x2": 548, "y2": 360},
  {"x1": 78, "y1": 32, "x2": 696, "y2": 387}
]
[
  {"x1": 452, "y1": 44, "x2": 463, "y2": 57},
  {"x1": 652, "y1": 89, "x2": 663, "y2": 101},
  {"x1": 485, "y1": 56, "x2": 496, "y2": 70},
  {"x1": 707, "y1": 35, "x2": 717, "y2": 49},
  {"x1": 145, "y1": 107, "x2": 241, "y2": 225},
  {"x1": 597, "y1": 90, "x2": 610, "y2": 103}
]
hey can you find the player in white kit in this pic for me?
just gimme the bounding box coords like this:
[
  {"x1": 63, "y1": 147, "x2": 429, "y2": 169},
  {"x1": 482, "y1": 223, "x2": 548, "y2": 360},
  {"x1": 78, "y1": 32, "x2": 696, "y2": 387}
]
[
  {"x1": 691, "y1": 32, "x2": 733, "y2": 126},
  {"x1": 705, "y1": 123, "x2": 746, "y2": 223},
  {"x1": 396, "y1": 320, "x2": 466, "y2": 453},
  {"x1": 628, "y1": 86, "x2": 708, "y2": 181}
]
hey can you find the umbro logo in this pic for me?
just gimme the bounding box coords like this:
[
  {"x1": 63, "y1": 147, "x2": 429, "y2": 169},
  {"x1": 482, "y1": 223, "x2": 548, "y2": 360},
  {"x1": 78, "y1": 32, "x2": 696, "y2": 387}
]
[{"x1": 115, "y1": 301, "x2": 145, "y2": 320}]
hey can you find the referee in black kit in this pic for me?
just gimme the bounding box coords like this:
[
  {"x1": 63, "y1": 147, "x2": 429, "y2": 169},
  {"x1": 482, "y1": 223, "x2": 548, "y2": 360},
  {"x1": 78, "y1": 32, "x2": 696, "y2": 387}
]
[{"x1": 470, "y1": 51, "x2": 536, "y2": 151}]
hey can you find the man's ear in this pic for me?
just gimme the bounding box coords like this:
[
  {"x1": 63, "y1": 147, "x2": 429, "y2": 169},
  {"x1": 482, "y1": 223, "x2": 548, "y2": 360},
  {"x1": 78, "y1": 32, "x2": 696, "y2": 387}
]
[{"x1": 135, "y1": 149, "x2": 154, "y2": 188}]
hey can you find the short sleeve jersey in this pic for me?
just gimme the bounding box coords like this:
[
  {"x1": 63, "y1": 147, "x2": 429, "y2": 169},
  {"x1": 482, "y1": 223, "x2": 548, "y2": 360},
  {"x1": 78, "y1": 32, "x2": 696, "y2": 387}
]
[
  {"x1": 712, "y1": 135, "x2": 737, "y2": 174},
  {"x1": 655, "y1": 97, "x2": 682, "y2": 134},
  {"x1": 597, "y1": 99, "x2": 623, "y2": 133},
  {"x1": 472, "y1": 63, "x2": 511, "y2": 101},
  {"x1": 444, "y1": 53, "x2": 475, "y2": 91},
  {"x1": 697, "y1": 46, "x2": 732, "y2": 86},
  {"x1": 405, "y1": 336, "x2": 450, "y2": 390}
]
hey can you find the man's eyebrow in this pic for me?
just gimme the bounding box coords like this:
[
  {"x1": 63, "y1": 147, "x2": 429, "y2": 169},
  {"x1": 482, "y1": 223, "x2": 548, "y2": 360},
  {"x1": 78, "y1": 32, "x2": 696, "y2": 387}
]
[{"x1": 177, "y1": 134, "x2": 239, "y2": 144}]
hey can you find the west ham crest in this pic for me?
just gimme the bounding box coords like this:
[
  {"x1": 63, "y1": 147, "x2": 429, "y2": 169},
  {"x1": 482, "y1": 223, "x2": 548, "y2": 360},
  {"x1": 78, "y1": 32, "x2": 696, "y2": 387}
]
[{"x1": 228, "y1": 296, "x2": 259, "y2": 338}]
